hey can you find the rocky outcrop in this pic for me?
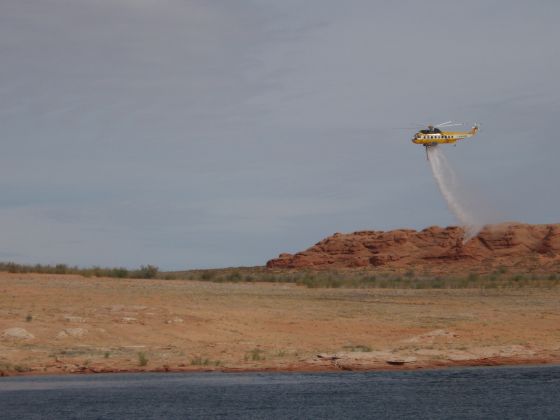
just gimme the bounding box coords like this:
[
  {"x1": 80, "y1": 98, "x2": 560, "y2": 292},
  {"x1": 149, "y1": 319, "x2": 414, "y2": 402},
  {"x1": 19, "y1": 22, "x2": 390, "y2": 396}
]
[
  {"x1": 63, "y1": 315, "x2": 86, "y2": 323},
  {"x1": 310, "y1": 344, "x2": 540, "y2": 371},
  {"x1": 267, "y1": 223, "x2": 560, "y2": 271},
  {"x1": 56, "y1": 328, "x2": 88, "y2": 339},
  {"x1": 2, "y1": 328, "x2": 35, "y2": 340}
]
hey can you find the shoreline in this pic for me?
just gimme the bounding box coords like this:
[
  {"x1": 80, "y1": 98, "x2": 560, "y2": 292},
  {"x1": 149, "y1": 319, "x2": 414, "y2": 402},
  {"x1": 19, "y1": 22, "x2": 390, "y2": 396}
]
[{"x1": 4, "y1": 355, "x2": 560, "y2": 378}]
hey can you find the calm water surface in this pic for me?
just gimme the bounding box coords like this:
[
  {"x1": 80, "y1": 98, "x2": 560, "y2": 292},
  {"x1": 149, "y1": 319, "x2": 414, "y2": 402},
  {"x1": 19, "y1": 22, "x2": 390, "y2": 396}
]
[{"x1": 1, "y1": 365, "x2": 560, "y2": 419}]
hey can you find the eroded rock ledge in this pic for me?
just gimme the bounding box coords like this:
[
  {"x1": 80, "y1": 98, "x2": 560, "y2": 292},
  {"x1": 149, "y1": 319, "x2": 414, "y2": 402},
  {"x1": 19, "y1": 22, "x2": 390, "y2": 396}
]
[{"x1": 267, "y1": 222, "x2": 560, "y2": 271}]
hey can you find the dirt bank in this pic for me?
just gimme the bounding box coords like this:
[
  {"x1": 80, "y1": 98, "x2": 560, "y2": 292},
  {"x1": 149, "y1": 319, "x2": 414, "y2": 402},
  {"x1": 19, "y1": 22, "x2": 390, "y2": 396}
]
[{"x1": 1, "y1": 273, "x2": 560, "y2": 376}]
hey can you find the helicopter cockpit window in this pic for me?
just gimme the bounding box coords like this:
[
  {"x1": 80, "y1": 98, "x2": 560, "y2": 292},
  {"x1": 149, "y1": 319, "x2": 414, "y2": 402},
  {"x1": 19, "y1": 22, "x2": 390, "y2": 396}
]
[{"x1": 421, "y1": 127, "x2": 442, "y2": 134}]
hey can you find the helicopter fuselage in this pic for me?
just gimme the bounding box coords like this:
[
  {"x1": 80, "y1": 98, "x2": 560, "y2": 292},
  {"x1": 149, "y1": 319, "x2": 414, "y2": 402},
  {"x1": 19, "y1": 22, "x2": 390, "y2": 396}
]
[{"x1": 412, "y1": 126, "x2": 478, "y2": 147}]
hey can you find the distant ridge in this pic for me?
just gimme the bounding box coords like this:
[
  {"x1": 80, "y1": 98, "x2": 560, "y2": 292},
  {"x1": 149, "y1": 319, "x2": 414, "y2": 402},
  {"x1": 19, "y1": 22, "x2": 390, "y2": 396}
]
[{"x1": 267, "y1": 223, "x2": 560, "y2": 273}]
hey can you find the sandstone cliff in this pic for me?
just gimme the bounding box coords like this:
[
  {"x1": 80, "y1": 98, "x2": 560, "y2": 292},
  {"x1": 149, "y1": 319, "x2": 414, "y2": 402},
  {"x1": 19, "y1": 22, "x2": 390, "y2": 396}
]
[{"x1": 267, "y1": 223, "x2": 560, "y2": 272}]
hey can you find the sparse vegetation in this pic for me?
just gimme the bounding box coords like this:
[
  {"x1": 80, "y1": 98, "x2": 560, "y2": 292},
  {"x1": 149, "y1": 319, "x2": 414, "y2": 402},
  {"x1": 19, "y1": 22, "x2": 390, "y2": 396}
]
[
  {"x1": 226, "y1": 271, "x2": 242, "y2": 282},
  {"x1": 200, "y1": 270, "x2": 216, "y2": 281},
  {"x1": 0, "y1": 362, "x2": 13, "y2": 372},
  {"x1": 111, "y1": 268, "x2": 129, "y2": 278},
  {"x1": 137, "y1": 265, "x2": 159, "y2": 279},
  {"x1": 1, "y1": 261, "x2": 559, "y2": 289},
  {"x1": 190, "y1": 357, "x2": 221, "y2": 366},
  {"x1": 1, "y1": 362, "x2": 33, "y2": 373},
  {"x1": 0, "y1": 262, "x2": 158, "y2": 280},
  {"x1": 156, "y1": 271, "x2": 545, "y2": 287},
  {"x1": 25, "y1": 314, "x2": 32, "y2": 322},
  {"x1": 173, "y1": 268, "x2": 560, "y2": 289},
  {"x1": 245, "y1": 348, "x2": 265, "y2": 361},
  {"x1": 190, "y1": 357, "x2": 210, "y2": 366},
  {"x1": 343, "y1": 344, "x2": 372, "y2": 352},
  {"x1": 13, "y1": 364, "x2": 30, "y2": 373},
  {"x1": 137, "y1": 352, "x2": 149, "y2": 366}
]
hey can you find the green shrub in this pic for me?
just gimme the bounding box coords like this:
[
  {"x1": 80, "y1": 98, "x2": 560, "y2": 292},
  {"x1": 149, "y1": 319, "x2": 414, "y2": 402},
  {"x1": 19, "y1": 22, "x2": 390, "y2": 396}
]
[
  {"x1": 247, "y1": 348, "x2": 265, "y2": 361},
  {"x1": 111, "y1": 268, "x2": 129, "y2": 278},
  {"x1": 54, "y1": 264, "x2": 68, "y2": 274},
  {"x1": 513, "y1": 274, "x2": 526, "y2": 282},
  {"x1": 226, "y1": 271, "x2": 242, "y2": 282},
  {"x1": 200, "y1": 271, "x2": 216, "y2": 281},
  {"x1": 343, "y1": 344, "x2": 372, "y2": 352},
  {"x1": 191, "y1": 357, "x2": 210, "y2": 366},
  {"x1": 467, "y1": 273, "x2": 479, "y2": 282},
  {"x1": 6, "y1": 262, "x2": 19, "y2": 273},
  {"x1": 138, "y1": 352, "x2": 149, "y2": 366},
  {"x1": 137, "y1": 265, "x2": 159, "y2": 279}
]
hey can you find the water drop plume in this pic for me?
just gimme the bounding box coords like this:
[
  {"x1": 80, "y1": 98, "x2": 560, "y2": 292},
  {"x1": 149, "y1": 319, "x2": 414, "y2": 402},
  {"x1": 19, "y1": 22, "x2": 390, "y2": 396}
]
[{"x1": 427, "y1": 146, "x2": 483, "y2": 241}]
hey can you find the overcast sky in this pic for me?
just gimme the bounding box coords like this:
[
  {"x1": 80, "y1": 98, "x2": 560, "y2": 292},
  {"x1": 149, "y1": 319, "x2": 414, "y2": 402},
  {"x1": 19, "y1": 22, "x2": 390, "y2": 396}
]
[{"x1": 1, "y1": 0, "x2": 559, "y2": 269}]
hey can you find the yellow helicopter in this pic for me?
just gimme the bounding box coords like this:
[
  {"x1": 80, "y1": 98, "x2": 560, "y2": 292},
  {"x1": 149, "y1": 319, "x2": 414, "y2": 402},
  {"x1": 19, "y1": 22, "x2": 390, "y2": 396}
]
[{"x1": 411, "y1": 121, "x2": 479, "y2": 159}]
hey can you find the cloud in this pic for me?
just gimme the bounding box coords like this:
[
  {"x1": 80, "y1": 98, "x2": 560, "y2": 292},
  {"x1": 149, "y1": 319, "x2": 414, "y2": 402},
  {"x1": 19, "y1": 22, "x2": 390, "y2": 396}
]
[{"x1": 0, "y1": 0, "x2": 558, "y2": 268}]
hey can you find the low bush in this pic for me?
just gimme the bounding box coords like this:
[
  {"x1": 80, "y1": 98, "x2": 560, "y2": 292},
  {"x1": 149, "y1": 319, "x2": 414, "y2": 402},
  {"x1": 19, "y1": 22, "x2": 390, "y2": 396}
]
[
  {"x1": 246, "y1": 348, "x2": 265, "y2": 361},
  {"x1": 0, "y1": 261, "x2": 160, "y2": 280},
  {"x1": 343, "y1": 344, "x2": 372, "y2": 352},
  {"x1": 135, "y1": 265, "x2": 159, "y2": 279},
  {"x1": 137, "y1": 352, "x2": 149, "y2": 366},
  {"x1": 190, "y1": 357, "x2": 222, "y2": 367},
  {"x1": 3, "y1": 261, "x2": 559, "y2": 290}
]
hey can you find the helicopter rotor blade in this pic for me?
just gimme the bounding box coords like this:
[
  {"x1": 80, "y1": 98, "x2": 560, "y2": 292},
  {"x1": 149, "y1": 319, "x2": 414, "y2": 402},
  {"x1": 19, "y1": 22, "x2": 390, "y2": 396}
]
[
  {"x1": 439, "y1": 123, "x2": 464, "y2": 128},
  {"x1": 437, "y1": 121, "x2": 464, "y2": 127},
  {"x1": 393, "y1": 121, "x2": 469, "y2": 130}
]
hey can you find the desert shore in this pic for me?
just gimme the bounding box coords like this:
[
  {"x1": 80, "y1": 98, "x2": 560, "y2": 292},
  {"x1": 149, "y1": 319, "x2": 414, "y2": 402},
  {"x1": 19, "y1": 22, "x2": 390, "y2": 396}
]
[{"x1": 1, "y1": 272, "x2": 560, "y2": 376}]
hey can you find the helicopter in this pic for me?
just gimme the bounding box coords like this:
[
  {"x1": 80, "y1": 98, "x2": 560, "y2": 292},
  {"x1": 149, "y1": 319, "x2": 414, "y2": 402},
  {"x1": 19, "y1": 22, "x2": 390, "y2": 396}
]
[{"x1": 411, "y1": 121, "x2": 479, "y2": 160}]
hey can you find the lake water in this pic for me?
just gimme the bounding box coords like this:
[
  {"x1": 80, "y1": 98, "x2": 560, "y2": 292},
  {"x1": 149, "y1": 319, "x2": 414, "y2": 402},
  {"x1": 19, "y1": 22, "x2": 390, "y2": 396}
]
[{"x1": 1, "y1": 365, "x2": 560, "y2": 419}]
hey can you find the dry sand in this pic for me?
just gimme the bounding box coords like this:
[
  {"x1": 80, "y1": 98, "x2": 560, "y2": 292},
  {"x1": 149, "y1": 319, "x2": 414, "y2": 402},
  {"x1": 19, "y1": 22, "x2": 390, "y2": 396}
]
[{"x1": 1, "y1": 272, "x2": 560, "y2": 376}]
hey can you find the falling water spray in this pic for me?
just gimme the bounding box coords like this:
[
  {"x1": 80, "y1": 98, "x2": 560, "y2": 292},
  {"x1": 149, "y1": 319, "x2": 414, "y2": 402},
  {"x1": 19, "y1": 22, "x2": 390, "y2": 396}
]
[{"x1": 427, "y1": 146, "x2": 483, "y2": 241}]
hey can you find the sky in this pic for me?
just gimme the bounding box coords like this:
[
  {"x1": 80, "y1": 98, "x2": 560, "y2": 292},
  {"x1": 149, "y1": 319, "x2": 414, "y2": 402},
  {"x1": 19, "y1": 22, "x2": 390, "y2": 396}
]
[{"x1": 1, "y1": 0, "x2": 559, "y2": 269}]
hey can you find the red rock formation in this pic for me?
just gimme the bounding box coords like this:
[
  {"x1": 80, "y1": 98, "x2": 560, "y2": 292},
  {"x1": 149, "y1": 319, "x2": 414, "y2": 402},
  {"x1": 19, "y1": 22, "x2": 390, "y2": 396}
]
[{"x1": 267, "y1": 223, "x2": 560, "y2": 271}]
